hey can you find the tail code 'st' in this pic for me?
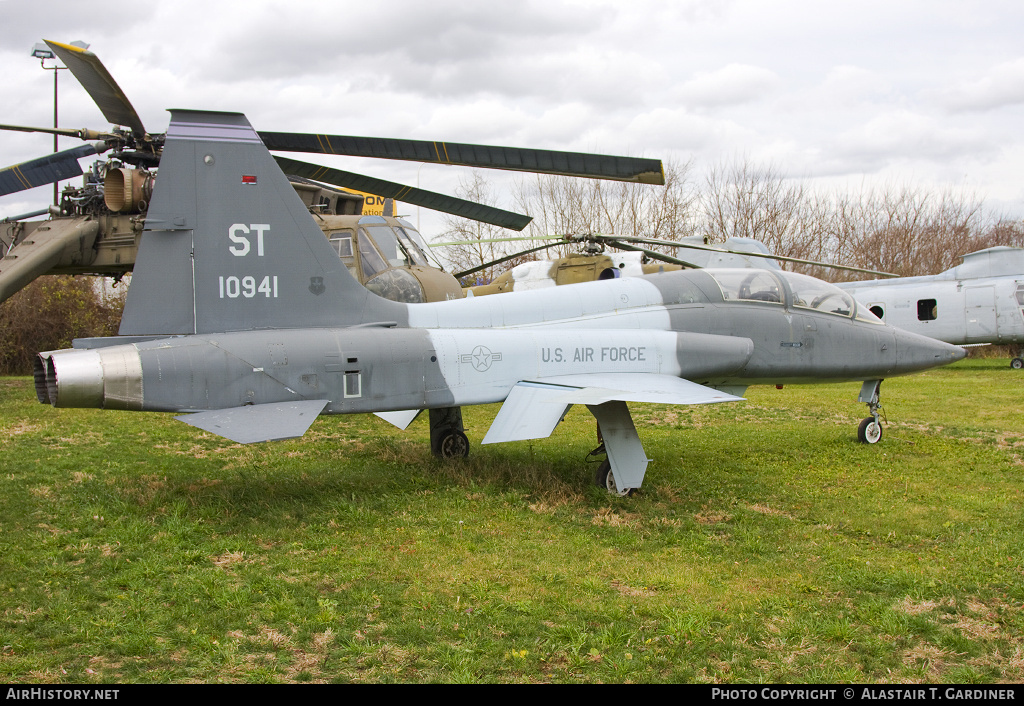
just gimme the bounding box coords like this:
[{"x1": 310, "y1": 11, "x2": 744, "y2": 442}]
[{"x1": 119, "y1": 110, "x2": 403, "y2": 336}]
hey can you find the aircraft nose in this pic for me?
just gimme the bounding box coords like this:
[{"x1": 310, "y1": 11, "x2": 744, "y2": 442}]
[{"x1": 894, "y1": 327, "x2": 966, "y2": 372}]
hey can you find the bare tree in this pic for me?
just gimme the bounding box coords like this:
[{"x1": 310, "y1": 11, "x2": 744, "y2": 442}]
[
  {"x1": 512, "y1": 158, "x2": 699, "y2": 256},
  {"x1": 698, "y1": 158, "x2": 805, "y2": 255},
  {"x1": 436, "y1": 153, "x2": 1014, "y2": 286},
  {"x1": 433, "y1": 160, "x2": 699, "y2": 282},
  {"x1": 0, "y1": 276, "x2": 126, "y2": 375},
  {"x1": 431, "y1": 171, "x2": 540, "y2": 285}
]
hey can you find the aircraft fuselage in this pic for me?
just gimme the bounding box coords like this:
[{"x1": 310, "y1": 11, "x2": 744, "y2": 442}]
[{"x1": 38, "y1": 268, "x2": 963, "y2": 415}]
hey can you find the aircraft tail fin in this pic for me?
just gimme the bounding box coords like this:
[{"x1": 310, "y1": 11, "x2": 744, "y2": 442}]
[{"x1": 119, "y1": 110, "x2": 403, "y2": 336}]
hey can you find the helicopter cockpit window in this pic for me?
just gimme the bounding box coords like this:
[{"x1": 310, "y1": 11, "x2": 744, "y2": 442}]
[
  {"x1": 708, "y1": 269, "x2": 783, "y2": 304},
  {"x1": 357, "y1": 233, "x2": 388, "y2": 279},
  {"x1": 784, "y1": 272, "x2": 854, "y2": 317},
  {"x1": 393, "y1": 227, "x2": 431, "y2": 267},
  {"x1": 362, "y1": 226, "x2": 408, "y2": 267},
  {"x1": 398, "y1": 219, "x2": 446, "y2": 269}
]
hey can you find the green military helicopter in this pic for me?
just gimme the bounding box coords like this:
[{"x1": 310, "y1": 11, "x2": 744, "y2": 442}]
[{"x1": 1, "y1": 40, "x2": 664, "y2": 305}]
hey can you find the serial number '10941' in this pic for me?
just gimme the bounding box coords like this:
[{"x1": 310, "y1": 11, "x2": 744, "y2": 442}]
[{"x1": 219, "y1": 275, "x2": 279, "y2": 298}]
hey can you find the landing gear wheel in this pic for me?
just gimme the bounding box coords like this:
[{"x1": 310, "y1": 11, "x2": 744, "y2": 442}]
[
  {"x1": 1011, "y1": 357, "x2": 1023, "y2": 370},
  {"x1": 594, "y1": 459, "x2": 636, "y2": 497},
  {"x1": 858, "y1": 417, "x2": 883, "y2": 444},
  {"x1": 437, "y1": 430, "x2": 469, "y2": 459}
]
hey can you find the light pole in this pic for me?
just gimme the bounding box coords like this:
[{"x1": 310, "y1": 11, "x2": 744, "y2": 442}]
[{"x1": 29, "y1": 40, "x2": 89, "y2": 206}]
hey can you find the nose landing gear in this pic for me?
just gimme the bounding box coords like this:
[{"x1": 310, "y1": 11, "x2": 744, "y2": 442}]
[{"x1": 857, "y1": 379, "x2": 884, "y2": 444}]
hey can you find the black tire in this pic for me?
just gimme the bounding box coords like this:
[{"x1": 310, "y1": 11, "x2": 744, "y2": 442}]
[
  {"x1": 1011, "y1": 358, "x2": 1023, "y2": 370},
  {"x1": 594, "y1": 459, "x2": 635, "y2": 497},
  {"x1": 437, "y1": 430, "x2": 470, "y2": 459},
  {"x1": 857, "y1": 417, "x2": 883, "y2": 444}
]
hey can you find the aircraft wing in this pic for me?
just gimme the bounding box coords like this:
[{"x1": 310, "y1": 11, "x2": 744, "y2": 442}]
[
  {"x1": 482, "y1": 373, "x2": 743, "y2": 445},
  {"x1": 175, "y1": 400, "x2": 329, "y2": 444}
]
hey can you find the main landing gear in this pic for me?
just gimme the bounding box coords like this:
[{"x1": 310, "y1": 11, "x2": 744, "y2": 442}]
[
  {"x1": 429, "y1": 406, "x2": 469, "y2": 459},
  {"x1": 588, "y1": 442, "x2": 637, "y2": 497},
  {"x1": 857, "y1": 379, "x2": 884, "y2": 444},
  {"x1": 1010, "y1": 346, "x2": 1023, "y2": 370},
  {"x1": 592, "y1": 456, "x2": 636, "y2": 497},
  {"x1": 587, "y1": 401, "x2": 649, "y2": 497}
]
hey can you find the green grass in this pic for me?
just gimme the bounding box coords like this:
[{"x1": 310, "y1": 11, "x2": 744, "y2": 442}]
[{"x1": 0, "y1": 359, "x2": 1022, "y2": 683}]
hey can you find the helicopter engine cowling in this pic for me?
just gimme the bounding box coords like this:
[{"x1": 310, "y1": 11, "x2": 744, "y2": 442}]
[{"x1": 104, "y1": 167, "x2": 154, "y2": 213}]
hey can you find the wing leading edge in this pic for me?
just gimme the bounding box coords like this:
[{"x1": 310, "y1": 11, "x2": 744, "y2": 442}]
[{"x1": 482, "y1": 373, "x2": 744, "y2": 445}]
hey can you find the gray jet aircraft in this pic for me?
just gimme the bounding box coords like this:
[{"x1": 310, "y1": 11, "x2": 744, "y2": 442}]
[{"x1": 32, "y1": 111, "x2": 966, "y2": 495}]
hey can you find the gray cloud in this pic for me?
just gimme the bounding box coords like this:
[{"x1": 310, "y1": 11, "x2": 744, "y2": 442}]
[{"x1": 3, "y1": 0, "x2": 1024, "y2": 221}]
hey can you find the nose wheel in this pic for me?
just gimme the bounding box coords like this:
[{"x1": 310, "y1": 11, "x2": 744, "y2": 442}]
[
  {"x1": 857, "y1": 416, "x2": 883, "y2": 444},
  {"x1": 857, "y1": 379, "x2": 885, "y2": 444}
]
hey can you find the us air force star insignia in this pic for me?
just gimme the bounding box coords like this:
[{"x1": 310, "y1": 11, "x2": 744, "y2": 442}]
[{"x1": 460, "y1": 345, "x2": 502, "y2": 372}]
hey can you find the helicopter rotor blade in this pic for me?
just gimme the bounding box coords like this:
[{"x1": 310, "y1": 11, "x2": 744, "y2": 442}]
[
  {"x1": 452, "y1": 241, "x2": 568, "y2": 280},
  {"x1": 602, "y1": 239, "x2": 703, "y2": 269},
  {"x1": 604, "y1": 234, "x2": 898, "y2": 278},
  {"x1": 260, "y1": 132, "x2": 665, "y2": 185},
  {"x1": 0, "y1": 144, "x2": 101, "y2": 197},
  {"x1": 44, "y1": 40, "x2": 147, "y2": 140},
  {"x1": 274, "y1": 156, "x2": 533, "y2": 231},
  {"x1": 0, "y1": 123, "x2": 112, "y2": 142}
]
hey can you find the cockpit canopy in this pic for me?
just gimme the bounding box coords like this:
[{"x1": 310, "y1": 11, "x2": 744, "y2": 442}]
[{"x1": 705, "y1": 269, "x2": 881, "y2": 323}]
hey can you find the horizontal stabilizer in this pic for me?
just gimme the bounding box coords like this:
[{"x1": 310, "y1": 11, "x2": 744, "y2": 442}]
[
  {"x1": 374, "y1": 409, "x2": 422, "y2": 430},
  {"x1": 175, "y1": 400, "x2": 329, "y2": 444}
]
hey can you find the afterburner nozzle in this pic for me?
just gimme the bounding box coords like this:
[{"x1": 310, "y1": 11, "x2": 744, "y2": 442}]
[{"x1": 35, "y1": 346, "x2": 144, "y2": 410}]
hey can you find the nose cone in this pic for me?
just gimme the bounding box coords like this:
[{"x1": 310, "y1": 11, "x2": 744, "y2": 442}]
[{"x1": 893, "y1": 327, "x2": 966, "y2": 373}]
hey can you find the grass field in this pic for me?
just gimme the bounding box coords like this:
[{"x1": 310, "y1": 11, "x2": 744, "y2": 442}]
[{"x1": 1, "y1": 359, "x2": 1022, "y2": 683}]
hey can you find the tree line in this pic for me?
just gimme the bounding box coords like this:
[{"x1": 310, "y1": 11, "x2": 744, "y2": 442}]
[{"x1": 437, "y1": 157, "x2": 1024, "y2": 283}]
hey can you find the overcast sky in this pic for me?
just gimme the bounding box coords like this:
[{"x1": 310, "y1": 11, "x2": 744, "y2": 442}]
[{"x1": 2, "y1": 0, "x2": 1023, "y2": 237}]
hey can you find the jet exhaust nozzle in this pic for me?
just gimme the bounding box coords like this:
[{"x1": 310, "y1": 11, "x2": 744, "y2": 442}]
[{"x1": 35, "y1": 347, "x2": 144, "y2": 410}]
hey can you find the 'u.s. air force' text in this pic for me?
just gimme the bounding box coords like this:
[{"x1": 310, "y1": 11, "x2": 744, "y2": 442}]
[{"x1": 542, "y1": 347, "x2": 647, "y2": 363}]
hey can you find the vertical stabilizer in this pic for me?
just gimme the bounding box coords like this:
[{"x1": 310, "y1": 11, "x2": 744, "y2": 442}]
[{"x1": 119, "y1": 110, "x2": 404, "y2": 335}]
